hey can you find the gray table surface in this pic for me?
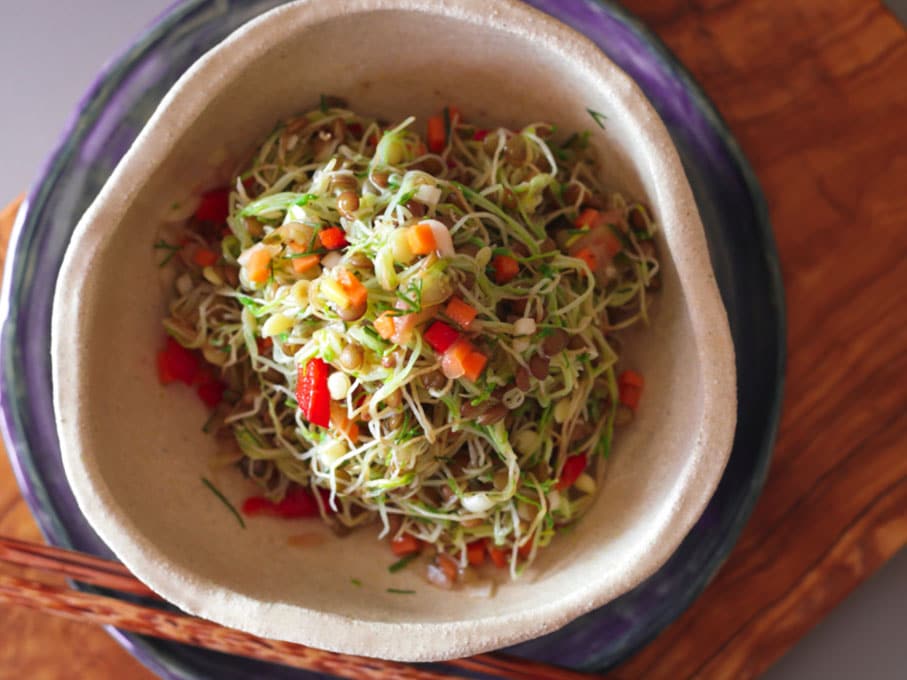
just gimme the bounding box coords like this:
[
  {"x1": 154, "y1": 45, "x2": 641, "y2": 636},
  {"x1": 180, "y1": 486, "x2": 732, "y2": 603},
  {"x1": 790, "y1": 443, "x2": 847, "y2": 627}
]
[{"x1": 1, "y1": 1, "x2": 904, "y2": 678}]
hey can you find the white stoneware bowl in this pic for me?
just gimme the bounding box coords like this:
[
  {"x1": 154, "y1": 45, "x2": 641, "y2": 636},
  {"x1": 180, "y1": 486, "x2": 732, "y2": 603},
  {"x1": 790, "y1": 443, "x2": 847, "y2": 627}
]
[{"x1": 52, "y1": 0, "x2": 736, "y2": 662}]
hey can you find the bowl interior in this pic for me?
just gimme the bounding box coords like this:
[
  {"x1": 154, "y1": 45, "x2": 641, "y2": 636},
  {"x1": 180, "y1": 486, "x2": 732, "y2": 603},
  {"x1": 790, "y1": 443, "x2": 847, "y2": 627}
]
[{"x1": 53, "y1": 0, "x2": 734, "y2": 661}]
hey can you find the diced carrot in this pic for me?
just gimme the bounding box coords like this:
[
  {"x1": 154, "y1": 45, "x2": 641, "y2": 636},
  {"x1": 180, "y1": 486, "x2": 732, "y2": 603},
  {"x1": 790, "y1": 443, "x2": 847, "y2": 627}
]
[
  {"x1": 330, "y1": 402, "x2": 360, "y2": 442},
  {"x1": 427, "y1": 115, "x2": 446, "y2": 153},
  {"x1": 288, "y1": 242, "x2": 321, "y2": 274},
  {"x1": 319, "y1": 227, "x2": 348, "y2": 250},
  {"x1": 517, "y1": 541, "x2": 534, "y2": 558},
  {"x1": 618, "y1": 370, "x2": 644, "y2": 410},
  {"x1": 391, "y1": 534, "x2": 422, "y2": 556},
  {"x1": 292, "y1": 254, "x2": 320, "y2": 274},
  {"x1": 466, "y1": 540, "x2": 485, "y2": 567},
  {"x1": 445, "y1": 297, "x2": 477, "y2": 329},
  {"x1": 574, "y1": 247, "x2": 598, "y2": 271},
  {"x1": 374, "y1": 312, "x2": 396, "y2": 340},
  {"x1": 193, "y1": 248, "x2": 218, "y2": 267},
  {"x1": 336, "y1": 268, "x2": 368, "y2": 308},
  {"x1": 575, "y1": 208, "x2": 603, "y2": 229},
  {"x1": 461, "y1": 351, "x2": 488, "y2": 382},
  {"x1": 407, "y1": 222, "x2": 437, "y2": 255},
  {"x1": 440, "y1": 338, "x2": 475, "y2": 380},
  {"x1": 246, "y1": 247, "x2": 272, "y2": 284},
  {"x1": 491, "y1": 254, "x2": 519, "y2": 284},
  {"x1": 486, "y1": 542, "x2": 508, "y2": 569}
]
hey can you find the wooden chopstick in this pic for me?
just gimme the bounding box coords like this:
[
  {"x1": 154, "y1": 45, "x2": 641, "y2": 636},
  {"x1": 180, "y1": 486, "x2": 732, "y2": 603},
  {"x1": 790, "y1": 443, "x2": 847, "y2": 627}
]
[
  {"x1": 0, "y1": 535, "x2": 158, "y2": 597},
  {"x1": 0, "y1": 536, "x2": 596, "y2": 680}
]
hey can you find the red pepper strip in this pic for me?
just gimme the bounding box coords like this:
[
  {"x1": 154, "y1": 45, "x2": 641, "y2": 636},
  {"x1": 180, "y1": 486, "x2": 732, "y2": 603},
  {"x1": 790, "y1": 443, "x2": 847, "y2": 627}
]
[
  {"x1": 197, "y1": 381, "x2": 225, "y2": 408},
  {"x1": 297, "y1": 358, "x2": 330, "y2": 427},
  {"x1": 195, "y1": 188, "x2": 231, "y2": 222},
  {"x1": 466, "y1": 540, "x2": 486, "y2": 566},
  {"x1": 157, "y1": 337, "x2": 199, "y2": 386},
  {"x1": 556, "y1": 453, "x2": 588, "y2": 491},
  {"x1": 423, "y1": 321, "x2": 460, "y2": 353},
  {"x1": 618, "y1": 370, "x2": 645, "y2": 410},
  {"x1": 242, "y1": 487, "x2": 328, "y2": 519}
]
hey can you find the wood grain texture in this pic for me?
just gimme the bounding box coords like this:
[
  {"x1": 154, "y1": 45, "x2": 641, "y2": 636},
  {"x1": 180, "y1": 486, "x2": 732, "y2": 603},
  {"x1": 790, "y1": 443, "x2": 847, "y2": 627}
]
[
  {"x1": 0, "y1": 1, "x2": 905, "y2": 678},
  {"x1": 611, "y1": 0, "x2": 907, "y2": 678}
]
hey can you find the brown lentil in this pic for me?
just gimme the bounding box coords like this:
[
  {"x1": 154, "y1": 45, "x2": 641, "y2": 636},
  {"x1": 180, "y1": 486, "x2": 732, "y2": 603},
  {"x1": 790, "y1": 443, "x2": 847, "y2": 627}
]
[
  {"x1": 405, "y1": 200, "x2": 426, "y2": 219},
  {"x1": 421, "y1": 370, "x2": 446, "y2": 391},
  {"x1": 541, "y1": 329, "x2": 569, "y2": 356},
  {"x1": 337, "y1": 191, "x2": 359, "y2": 218},
  {"x1": 515, "y1": 366, "x2": 532, "y2": 391},
  {"x1": 477, "y1": 404, "x2": 508, "y2": 426},
  {"x1": 529, "y1": 354, "x2": 550, "y2": 380},
  {"x1": 339, "y1": 343, "x2": 363, "y2": 371}
]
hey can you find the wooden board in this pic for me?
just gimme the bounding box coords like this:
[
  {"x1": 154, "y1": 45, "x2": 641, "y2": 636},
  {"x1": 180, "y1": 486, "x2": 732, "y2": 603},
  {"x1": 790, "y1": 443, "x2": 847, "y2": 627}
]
[{"x1": 1, "y1": 1, "x2": 905, "y2": 677}]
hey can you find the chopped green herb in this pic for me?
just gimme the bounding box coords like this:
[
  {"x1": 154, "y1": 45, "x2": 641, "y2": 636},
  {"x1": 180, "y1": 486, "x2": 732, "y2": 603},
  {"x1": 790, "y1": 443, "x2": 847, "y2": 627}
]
[
  {"x1": 351, "y1": 578, "x2": 362, "y2": 587},
  {"x1": 386, "y1": 588, "x2": 416, "y2": 595},
  {"x1": 201, "y1": 477, "x2": 245, "y2": 529},
  {"x1": 388, "y1": 553, "x2": 418, "y2": 573},
  {"x1": 587, "y1": 108, "x2": 608, "y2": 129},
  {"x1": 154, "y1": 239, "x2": 182, "y2": 267}
]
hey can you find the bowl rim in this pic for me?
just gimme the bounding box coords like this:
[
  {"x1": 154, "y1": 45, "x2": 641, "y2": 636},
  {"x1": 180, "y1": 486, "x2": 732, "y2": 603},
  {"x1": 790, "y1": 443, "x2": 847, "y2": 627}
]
[{"x1": 49, "y1": 0, "x2": 737, "y2": 662}]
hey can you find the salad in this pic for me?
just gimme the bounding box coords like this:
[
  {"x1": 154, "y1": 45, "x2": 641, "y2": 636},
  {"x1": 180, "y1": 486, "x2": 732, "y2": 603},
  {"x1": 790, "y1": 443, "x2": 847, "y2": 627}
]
[{"x1": 156, "y1": 100, "x2": 660, "y2": 591}]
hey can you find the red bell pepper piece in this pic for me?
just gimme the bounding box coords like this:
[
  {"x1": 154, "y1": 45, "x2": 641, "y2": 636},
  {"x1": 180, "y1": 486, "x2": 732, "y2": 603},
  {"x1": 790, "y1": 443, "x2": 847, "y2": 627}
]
[
  {"x1": 296, "y1": 358, "x2": 330, "y2": 427},
  {"x1": 486, "y1": 541, "x2": 508, "y2": 569},
  {"x1": 423, "y1": 321, "x2": 460, "y2": 353},
  {"x1": 556, "y1": 453, "x2": 588, "y2": 491},
  {"x1": 472, "y1": 129, "x2": 490, "y2": 141},
  {"x1": 157, "y1": 337, "x2": 199, "y2": 386},
  {"x1": 242, "y1": 486, "x2": 329, "y2": 519},
  {"x1": 195, "y1": 187, "x2": 231, "y2": 223},
  {"x1": 618, "y1": 370, "x2": 644, "y2": 410},
  {"x1": 197, "y1": 381, "x2": 225, "y2": 408}
]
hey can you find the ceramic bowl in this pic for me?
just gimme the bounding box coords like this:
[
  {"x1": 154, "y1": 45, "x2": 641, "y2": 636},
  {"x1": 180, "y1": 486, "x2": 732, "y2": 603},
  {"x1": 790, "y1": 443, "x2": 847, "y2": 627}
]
[{"x1": 52, "y1": 0, "x2": 735, "y2": 662}]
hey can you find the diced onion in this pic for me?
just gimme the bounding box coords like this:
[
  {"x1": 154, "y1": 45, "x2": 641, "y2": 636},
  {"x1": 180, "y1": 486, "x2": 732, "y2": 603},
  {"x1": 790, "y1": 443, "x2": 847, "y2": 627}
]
[
  {"x1": 513, "y1": 317, "x2": 536, "y2": 336},
  {"x1": 328, "y1": 371, "x2": 351, "y2": 401},
  {"x1": 175, "y1": 273, "x2": 193, "y2": 296},
  {"x1": 513, "y1": 429, "x2": 539, "y2": 456},
  {"x1": 553, "y1": 398, "x2": 573, "y2": 423},
  {"x1": 575, "y1": 473, "x2": 597, "y2": 495},
  {"x1": 391, "y1": 228, "x2": 415, "y2": 264},
  {"x1": 321, "y1": 251, "x2": 342, "y2": 269},
  {"x1": 202, "y1": 266, "x2": 223, "y2": 286},
  {"x1": 460, "y1": 492, "x2": 496, "y2": 513},
  {"x1": 415, "y1": 183, "x2": 441, "y2": 208},
  {"x1": 261, "y1": 313, "x2": 294, "y2": 338},
  {"x1": 317, "y1": 438, "x2": 347, "y2": 468}
]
